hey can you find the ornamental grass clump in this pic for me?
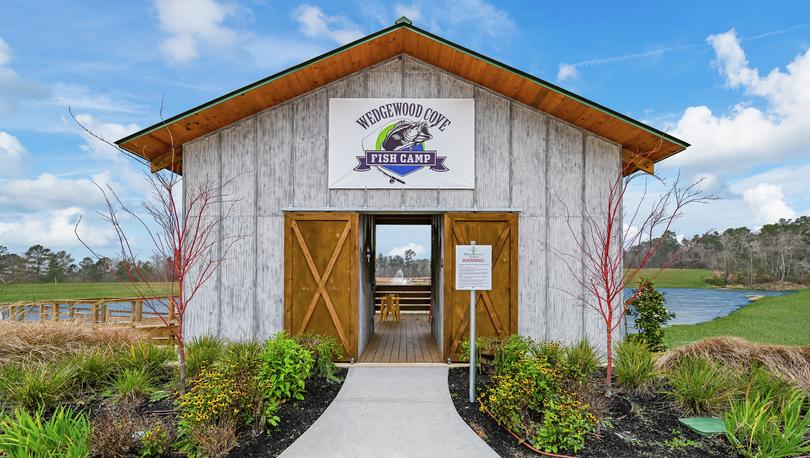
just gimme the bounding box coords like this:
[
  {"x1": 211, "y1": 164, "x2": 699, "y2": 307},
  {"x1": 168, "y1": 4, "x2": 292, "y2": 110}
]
[
  {"x1": 564, "y1": 339, "x2": 602, "y2": 382},
  {"x1": 0, "y1": 321, "x2": 138, "y2": 364},
  {"x1": 614, "y1": 339, "x2": 657, "y2": 393},
  {"x1": 657, "y1": 337, "x2": 810, "y2": 395},
  {"x1": 107, "y1": 368, "x2": 157, "y2": 402},
  {"x1": 0, "y1": 362, "x2": 76, "y2": 411},
  {"x1": 185, "y1": 335, "x2": 225, "y2": 379},
  {"x1": 666, "y1": 355, "x2": 735, "y2": 415}
]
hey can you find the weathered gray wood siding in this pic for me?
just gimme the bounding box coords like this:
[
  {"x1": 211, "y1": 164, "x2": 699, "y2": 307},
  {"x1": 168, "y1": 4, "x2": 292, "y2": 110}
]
[{"x1": 183, "y1": 54, "x2": 622, "y2": 352}]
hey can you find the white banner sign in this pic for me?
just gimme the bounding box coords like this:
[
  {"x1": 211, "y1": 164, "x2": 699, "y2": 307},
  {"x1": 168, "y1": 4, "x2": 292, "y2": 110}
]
[
  {"x1": 455, "y1": 245, "x2": 492, "y2": 291},
  {"x1": 328, "y1": 98, "x2": 475, "y2": 189}
]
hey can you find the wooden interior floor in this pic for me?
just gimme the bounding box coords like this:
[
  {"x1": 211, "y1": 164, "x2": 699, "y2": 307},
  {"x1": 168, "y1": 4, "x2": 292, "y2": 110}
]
[{"x1": 358, "y1": 313, "x2": 442, "y2": 363}]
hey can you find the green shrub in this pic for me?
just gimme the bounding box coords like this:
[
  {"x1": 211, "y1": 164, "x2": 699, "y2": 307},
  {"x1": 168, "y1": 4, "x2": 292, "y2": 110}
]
[
  {"x1": 107, "y1": 368, "x2": 156, "y2": 402},
  {"x1": 0, "y1": 362, "x2": 75, "y2": 411},
  {"x1": 704, "y1": 275, "x2": 727, "y2": 287},
  {"x1": 533, "y1": 341, "x2": 566, "y2": 368},
  {"x1": 258, "y1": 332, "x2": 313, "y2": 401},
  {"x1": 295, "y1": 333, "x2": 344, "y2": 382},
  {"x1": 614, "y1": 340, "x2": 656, "y2": 393},
  {"x1": 532, "y1": 394, "x2": 598, "y2": 454},
  {"x1": 176, "y1": 360, "x2": 264, "y2": 455},
  {"x1": 482, "y1": 354, "x2": 597, "y2": 454},
  {"x1": 138, "y1": 422, "x2": 171, "y2": 458},
  {"x1": 493, "y1": 335, "x2": 532, "y2": 375},
  {"x1": 0, "y1": 406, "x2": 90, "y2": 458},
  {"x1": 459, "y1": 336, "x2": 503, "y2": 369},
  {"x1": 186, "y1": 336, "x2": 225, "y2": 379},
  {"x1": 667, "y1": 356, "x2": 734, "y2": 415},
  {"x1": 564, "y1": 340, "x2": 602, "y2": 382},
  {"x1": 627, "y1": 278, "x2": 674, "y2": 351},
  {"x1": 724, "y1": 389, "x2": 810, "y2": 458},
  {"x1": 120, "y1": 342, "x2": 174, "y2": 378}
]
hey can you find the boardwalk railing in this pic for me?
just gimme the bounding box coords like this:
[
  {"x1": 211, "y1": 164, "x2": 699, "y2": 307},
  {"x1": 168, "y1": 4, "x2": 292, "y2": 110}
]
[
  {"x1": 1, "y1": 297, "x2": 177, "y2": 343},
  {"x1": 374, "y1": 284, "x2": 431, "y2": 313}
]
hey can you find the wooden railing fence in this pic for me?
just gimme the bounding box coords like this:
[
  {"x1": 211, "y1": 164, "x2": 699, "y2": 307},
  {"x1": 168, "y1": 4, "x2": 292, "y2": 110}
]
[{"x1": 1, "y1": 297, "x2": 177, "y2": 343}]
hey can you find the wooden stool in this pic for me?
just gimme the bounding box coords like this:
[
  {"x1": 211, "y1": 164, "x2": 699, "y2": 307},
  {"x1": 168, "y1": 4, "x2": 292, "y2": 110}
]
[{"x1": 380, "y1": 294, "x2": 401, "y2": 322}]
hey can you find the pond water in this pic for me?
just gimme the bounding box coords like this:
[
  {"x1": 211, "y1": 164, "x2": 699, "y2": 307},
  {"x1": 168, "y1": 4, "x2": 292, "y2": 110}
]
[{"x1": 624, "y1": 288, "x2": 790, "y2": 331}]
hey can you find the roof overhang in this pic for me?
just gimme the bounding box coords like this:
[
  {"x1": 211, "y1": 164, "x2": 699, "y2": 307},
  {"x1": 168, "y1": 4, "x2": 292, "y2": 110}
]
[{"x1": 116, "y1": 21, "x2": 687, "y2": 176}]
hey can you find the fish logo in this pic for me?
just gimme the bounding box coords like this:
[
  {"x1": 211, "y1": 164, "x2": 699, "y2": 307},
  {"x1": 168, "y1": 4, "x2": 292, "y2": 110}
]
[{"x1": 354, "y1": 119, "x2": 448, "y2": 183}]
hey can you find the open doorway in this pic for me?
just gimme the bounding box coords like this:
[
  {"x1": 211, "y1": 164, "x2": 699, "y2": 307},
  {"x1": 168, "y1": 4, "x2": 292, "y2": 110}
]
[{"x1": 357, "y1": 214, "x2": 443, "y2": 363}]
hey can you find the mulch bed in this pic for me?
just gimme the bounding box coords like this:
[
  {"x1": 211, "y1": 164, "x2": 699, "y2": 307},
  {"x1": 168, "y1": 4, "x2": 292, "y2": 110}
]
[
  {"x1": 228, "y1": 368, "x2": 347, "y2": 457},
  {"x1": 448, "y1": 368, "x2": 735, "y2": 458}
]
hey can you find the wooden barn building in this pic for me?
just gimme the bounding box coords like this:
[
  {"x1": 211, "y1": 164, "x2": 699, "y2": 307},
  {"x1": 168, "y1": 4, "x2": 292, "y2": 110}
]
[{"x1": 117, "y1": 19, "x2": 687, "y2": 361}]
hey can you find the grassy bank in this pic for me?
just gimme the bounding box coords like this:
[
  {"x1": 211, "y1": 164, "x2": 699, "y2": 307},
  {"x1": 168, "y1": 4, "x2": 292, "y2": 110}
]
[
  {"x1": 626, "y1": 268, "x2": 713, "y2": 288},
  {"x1": 665, "y1": 289, "x2": 810, "y2": 348},
  {"x1": 0, "y1": 282, "x2": 176, "y2": 302}
]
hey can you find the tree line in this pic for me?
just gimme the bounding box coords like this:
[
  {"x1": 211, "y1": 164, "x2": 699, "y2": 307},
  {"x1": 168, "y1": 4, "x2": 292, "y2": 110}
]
[
  {"x1": 625, "y1": 216, "x2": 810, "y2": 286},
  {"x1": 0, "y1": 245, "x2": 172, "y2": 284},
  {"x1": 375, "y1": 249, "x2": 431, "y2": 278}
]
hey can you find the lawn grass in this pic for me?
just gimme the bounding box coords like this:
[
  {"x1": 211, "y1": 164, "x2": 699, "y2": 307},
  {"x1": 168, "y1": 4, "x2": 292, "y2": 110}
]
[
  {"x1": 626, "y1": 268, "x2": 714, "y2": 289},
  {"x1": 0, "y1": 282, "x2": 176, "y2": 302},
  {"x1": 665, "y1": 289, "x2": 810, "y2": 348}
]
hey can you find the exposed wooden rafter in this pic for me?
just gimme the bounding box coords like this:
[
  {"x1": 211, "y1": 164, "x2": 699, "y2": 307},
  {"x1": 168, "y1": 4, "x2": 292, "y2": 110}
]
[{"x1": 621, "y1": 149, "x2": 655, "y2": 175}]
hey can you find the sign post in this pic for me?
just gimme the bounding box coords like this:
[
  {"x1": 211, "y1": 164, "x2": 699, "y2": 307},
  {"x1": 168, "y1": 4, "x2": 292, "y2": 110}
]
[{"x1": 455, "y1": 242, "x2": 492, "y2": 403}]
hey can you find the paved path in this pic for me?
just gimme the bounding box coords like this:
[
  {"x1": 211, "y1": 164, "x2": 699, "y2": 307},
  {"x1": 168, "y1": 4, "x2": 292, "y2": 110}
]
[{"x1": 280, "y1": 366, "x2": 498, "y2": 458}]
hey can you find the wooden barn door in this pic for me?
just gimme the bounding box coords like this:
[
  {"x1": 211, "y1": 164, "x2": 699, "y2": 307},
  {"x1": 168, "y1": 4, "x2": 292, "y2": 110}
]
[
  {"x1": 285, "y1": 212, "x2": 358, "y2": 359},
  {"x1": 444, "y1": 212, "x2": 518, "y2": 360}
]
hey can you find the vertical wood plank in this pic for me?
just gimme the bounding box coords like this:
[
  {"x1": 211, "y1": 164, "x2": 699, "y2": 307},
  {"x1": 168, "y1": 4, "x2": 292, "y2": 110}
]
[
  {"x1": 292, "y1": 90, "x2": 328, "y2": 207},
  {"x1": 583, "y1": 135, "x2": 622, "y2": 351},
  {"x1": 256, "y1": 216, "x2": 285, "y2": 340},
  {"x1": 474, "y1": 89, "x2": 510, "y2": 207},
  {"x1": 546, "y1": 120, "x2": 585, "y2": 344},
  {"x1": 511, "y1": 105, "x2": 547, "y2": 216},
  {"x1": 182, "y1": 134, "x2": 222, "y2": 339},
  {"x1": 257, "y1": 106, "x2": 293, "y2": 216}
]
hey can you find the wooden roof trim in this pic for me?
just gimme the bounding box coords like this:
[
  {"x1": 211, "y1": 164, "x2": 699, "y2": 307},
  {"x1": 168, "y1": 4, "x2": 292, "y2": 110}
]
[
  {"x1": 116, "y1": 23, "x2": 406, "y2": 148},
  {"x1": 117, "y1": 21, "x2": 688, "y2": 176}
]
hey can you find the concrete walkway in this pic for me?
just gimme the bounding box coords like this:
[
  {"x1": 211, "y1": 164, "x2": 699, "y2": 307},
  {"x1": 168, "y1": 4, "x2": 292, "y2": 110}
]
[{"x1": 280, "y1": 366, "x2": 498, "y2": 458}]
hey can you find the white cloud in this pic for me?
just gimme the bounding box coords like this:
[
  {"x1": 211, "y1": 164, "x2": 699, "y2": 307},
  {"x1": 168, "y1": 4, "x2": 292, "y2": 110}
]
[
  {"x1": 390, "y1": 0, "x2": 515, "y2": 40},
  {"x1": 244, "y1": 35, "x2": 325, "y2": 70},
  {"x1": 154, "y1": 0, "x2": 240, "y2": 63},
  {"x1": 0, "y1": 172, "x2": 110, "y2": 212},
  {"x1": 0, "y1": 207, "x2": 114, "y2": 249},
  {"x1": 393, "y1": 4, "x2": 422, "y2": 22},
  {"x1": 293, "y1": 5, "x2": 362, "y2": 45},
  {"x1": 557, "y1": 63, "x2": 579, "y2": 81},
  {"x1": 0, "y1": 38, "x2": 48, "y2": 115},
  {"x1": 741, "y1": 183, "x2": 797, "y2": 225},
  {"x1": 0, "y1": 38, "x2": 10, "y2": 66},
  {"x1": 668, "y1": 29, "x2": 810, "y2": 172},
  {"x1": 49, "y1": 83, "x2": 140, "y2": 114},
  {"x1": 388, "y1": 242, "x2": 426, "y2": 258},
  {"x1": 0, "y1": 131, "x2": 26, "y2": 177}
]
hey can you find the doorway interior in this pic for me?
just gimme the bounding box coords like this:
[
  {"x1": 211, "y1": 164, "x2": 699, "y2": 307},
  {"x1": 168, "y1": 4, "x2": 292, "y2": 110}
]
[{"x1": 357, "y1": 214, "x2": 443, "y2": 363}]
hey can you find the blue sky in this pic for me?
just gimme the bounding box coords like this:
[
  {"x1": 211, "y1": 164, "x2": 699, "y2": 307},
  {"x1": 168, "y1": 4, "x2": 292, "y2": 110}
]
[{"x1": 1, "y1": 0, "x2": 809, "y2": 259}]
